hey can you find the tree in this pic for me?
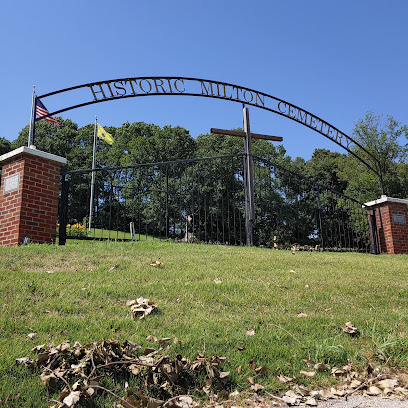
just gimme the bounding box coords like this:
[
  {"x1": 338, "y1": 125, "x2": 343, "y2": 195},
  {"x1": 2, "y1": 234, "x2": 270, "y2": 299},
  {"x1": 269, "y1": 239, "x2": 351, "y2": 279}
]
[
  {"x1": 123, "y1": 124, "x2": 196, "y2": 165},
  {"x1": 305, "y1": 149, "x2": 348, "y2": 193},
  {"x1": 12, "y1": 118, "x2": 78, "y2": 171},
  {"x1": 0, "y1": 137, "x2": 11, "y2": 156},
  {"x1": 338, "y1": 112, "x2": 408, "y2": 202}
]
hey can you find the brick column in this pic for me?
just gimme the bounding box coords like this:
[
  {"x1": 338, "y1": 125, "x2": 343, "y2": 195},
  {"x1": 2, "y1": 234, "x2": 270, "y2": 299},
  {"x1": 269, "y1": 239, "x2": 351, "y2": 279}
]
[
  {"x1": 0, "y1": 147, "x2": 66, "y2": 246},
  {"x1": 364, "y1": 195, "x2": 408, "y2": 254}
]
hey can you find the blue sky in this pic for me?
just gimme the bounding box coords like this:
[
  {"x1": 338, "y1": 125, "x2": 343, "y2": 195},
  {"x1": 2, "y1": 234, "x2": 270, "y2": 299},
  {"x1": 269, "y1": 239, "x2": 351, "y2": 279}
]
[{"x1": 1, "y1": 0, "x2": 407, "y2": 160}]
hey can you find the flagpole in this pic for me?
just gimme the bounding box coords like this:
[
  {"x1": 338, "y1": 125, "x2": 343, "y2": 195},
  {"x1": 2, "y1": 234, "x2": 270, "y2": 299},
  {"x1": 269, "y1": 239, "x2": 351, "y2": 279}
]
[
  {"x1": 88, "y1": 116, "x2": 98, "y2": 234},
  {"x1": 28, "y1": 85, "x2": 36, "y2": 148}
]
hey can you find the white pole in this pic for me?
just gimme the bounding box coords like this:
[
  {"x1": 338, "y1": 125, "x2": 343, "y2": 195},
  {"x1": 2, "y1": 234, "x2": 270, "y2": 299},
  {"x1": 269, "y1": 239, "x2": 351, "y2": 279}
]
[
  {"x1": 28, "y1": 85, "x2": 36, "y2": 147},
  {"x1": 88, "y1": 116, "x2": 97, "y2": 234}
]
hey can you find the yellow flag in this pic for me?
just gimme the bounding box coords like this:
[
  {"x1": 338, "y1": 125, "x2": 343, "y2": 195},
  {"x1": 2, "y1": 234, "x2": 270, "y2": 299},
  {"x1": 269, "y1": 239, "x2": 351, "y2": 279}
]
[{"x1": 97, "y1": 124, "x2": 114, "y2": 145}]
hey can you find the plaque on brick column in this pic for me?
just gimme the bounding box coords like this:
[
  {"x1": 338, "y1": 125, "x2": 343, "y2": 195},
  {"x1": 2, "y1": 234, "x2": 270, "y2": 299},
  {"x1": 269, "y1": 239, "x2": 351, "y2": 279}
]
[
  {"x1": 3, "y1": 173, "x2": 20, "y2": 194},
  {"x1": 392, "y1": 214, "x2": 406, "y2": 225}
]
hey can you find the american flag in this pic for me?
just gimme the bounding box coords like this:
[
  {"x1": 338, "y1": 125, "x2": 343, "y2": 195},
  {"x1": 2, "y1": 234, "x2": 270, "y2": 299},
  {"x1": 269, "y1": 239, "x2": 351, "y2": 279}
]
[{"x1": 36, "y1": 99, "x2": 61, "y2": 126}]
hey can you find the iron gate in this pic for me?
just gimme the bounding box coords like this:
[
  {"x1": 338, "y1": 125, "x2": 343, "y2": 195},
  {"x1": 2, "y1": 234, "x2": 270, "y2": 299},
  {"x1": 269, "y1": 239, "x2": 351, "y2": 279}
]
[{"x1": 58, "y1": 154, "x2": 378, "y2": 252}]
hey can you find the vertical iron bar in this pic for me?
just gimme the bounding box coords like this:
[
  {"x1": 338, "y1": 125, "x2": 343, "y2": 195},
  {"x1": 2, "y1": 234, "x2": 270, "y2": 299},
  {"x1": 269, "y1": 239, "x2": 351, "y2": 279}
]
[
  {"x1": 243, "y1": 106, "x2": 255, "y2": 246},
  {"x1": 316, "y1": 184, "x2": 324, "y2": 250},
  {"x1": 58, "y1": 175, "x2": 69, "y2": 245},
  {"x1": 166, "y1": 164, "x2": 169, "y2": 238}
]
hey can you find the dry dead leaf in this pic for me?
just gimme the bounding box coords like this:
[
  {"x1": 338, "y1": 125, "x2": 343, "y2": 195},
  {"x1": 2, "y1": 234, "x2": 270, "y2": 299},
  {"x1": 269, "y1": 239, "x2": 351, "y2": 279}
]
[
  {"x1": 378, "y1": 379, "x2": 398, "y2": 389},
  {"x1": 150, "y1": 260, "x2": 162, "y2": 267},
  {"x1": 289, "y1": 269, "x2": 297, "y2": 274},
  {"x1": 247, "y1": 376, "x2": 255, "y2": 385},
  {"x1": 300, "y1": 370, "x2": 316, "y2": 377},
  {"x1": 15, "y1": 357, "x2": 34, "y2": 367},
  {"x1": 248, "y1": 358, "x2": 256, "y2": 369},
  {"x1": 214, "y1": 278, "x2": 222, "y2": 284},
  {"x1": 246, "y1": 329, "x2": 255, "y2": 336},
  {"x1": 314, "y1": 363, "x2": 330, "y2": 372},
  {"x1": 237, "y1": 345, "x2": 247, "y2": 351},
  {"x1": 367, "y1": 386, "x2": 382, "y2": 395},
  {"x1": 62, "y1": 390, "x2": 81, "y2": 407},
  {"x1": 255, "y1": 365, "x2": 268, "y2": 374},
  {"x1": 297, "y1": 312, "x2": 307, "y2": 318},
  {"x1": 251, "y1": 383, "x2": 264, "y2": 391},
  {"x1": 219, "y1": 371, "x2": 230, "y2": 379},
  {"x1": 282, "y1": 392, "x2": 297, "y2": 405},
  {"x1": 27, "y1": 332, "x2": 37, "y2": 339},
  {"x1": 342, "y1": 321, "x2": 358, "y2": 335},
  {"x1": 305, "y1": 284, "x2": 310, "y2": 288},
  {"x1": 229, "y1": 390, "x2": 240, "y2": 400},
  {"x1": 305, "y1": 397, "x2": 317, "y2": 406},
  {"x1": 350, "y1": 379, "x2": 362, "y2": 388},
  {"x1": 146, "y1": 335, "x2": 158, "y2": 341},
  {"x1": 129, "y1": 298, "x2": 157, "y2": 320},
  {"x1": 331, "y1": 367, "x2": 344, "y2": 376},
  {"x1": 278, "y1": 374, "x2": 294, "y2": 383}
]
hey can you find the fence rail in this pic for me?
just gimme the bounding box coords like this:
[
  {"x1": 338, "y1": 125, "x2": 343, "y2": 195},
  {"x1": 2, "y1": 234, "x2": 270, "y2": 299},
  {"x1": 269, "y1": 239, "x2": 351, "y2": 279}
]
[{"x1": 59, "y1": 154, "x2": 377, "y2": 253}]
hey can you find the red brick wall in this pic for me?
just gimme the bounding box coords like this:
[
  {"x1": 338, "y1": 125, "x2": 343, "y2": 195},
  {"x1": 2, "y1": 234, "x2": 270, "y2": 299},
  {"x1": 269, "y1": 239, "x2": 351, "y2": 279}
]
[
  {"x1": 373, "y1": 202, "x2": 408, "y2": 254},
  {"x1": 0, "y1": 153, "x2": 63, "y2": 246}
]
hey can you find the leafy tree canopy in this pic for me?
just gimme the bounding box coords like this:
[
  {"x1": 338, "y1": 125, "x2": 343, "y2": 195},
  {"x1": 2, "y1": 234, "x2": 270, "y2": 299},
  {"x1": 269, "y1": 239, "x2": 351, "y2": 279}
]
[{"x1": 0, "y1": 137, "x2": 12, "y2": 156}]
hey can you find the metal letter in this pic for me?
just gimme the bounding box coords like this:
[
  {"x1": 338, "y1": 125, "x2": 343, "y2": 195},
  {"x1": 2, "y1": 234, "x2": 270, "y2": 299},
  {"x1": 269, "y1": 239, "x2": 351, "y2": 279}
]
[
  {"x1": 124, "y1": 79, "x2": 138, "y2": 95},
  {"x1": 139, "y1": 79, "x2": 153, "y2": 93},
  {"x1": 200, "y1": 80, "x2": 213, "y2": 96},
  {"x1": 88, "y1": 84, "x2": 107, "y2": 100},
  {"x1": 243, "y1": 90, "x2": 254, "y2": 103},
  {"x1": 153, "y1": 78, "x2": 167, "y2": 93},
  {"x1": 174, "y1": 79, "x2": 185, "y2": 93},
  {"x1": 114, "y1": 81, "x2": 126, "y2": 96},
  {"x1": 277, "y1": 101, "x2": 287, "y2": 113},
  {"x1": 255, "y1": 92, "x2": 265, "y2": 107}
]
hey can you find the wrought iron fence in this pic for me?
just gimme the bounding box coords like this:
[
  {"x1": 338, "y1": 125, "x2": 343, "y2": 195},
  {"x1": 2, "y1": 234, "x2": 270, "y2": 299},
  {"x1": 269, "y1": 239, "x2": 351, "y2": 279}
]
[
  {"x1": 59, "y1": 154, "x2": 377, "y2": 252},
  {"x1": 252, "y1": 157, "x2": 376, "y2": 252}
]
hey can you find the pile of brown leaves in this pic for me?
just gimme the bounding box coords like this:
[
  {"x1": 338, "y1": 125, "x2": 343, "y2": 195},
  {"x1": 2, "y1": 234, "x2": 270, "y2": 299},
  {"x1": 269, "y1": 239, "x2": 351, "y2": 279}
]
[
  {"x1": 273, "y1": 361, "x2": 408, "y2": 406},
  {"x1": 16, "y1": 339, "x2": 232, "y2": 408}
]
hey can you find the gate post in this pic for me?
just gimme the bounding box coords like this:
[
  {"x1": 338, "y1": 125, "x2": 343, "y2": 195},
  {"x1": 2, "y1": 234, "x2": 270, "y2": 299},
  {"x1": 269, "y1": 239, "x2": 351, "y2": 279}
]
[
  {"x1": 364, "y1": 195, "x2": 408, "y2": 254},
  {"x1": 0, "y1": 146, "x2": 66, "y2": 246}
]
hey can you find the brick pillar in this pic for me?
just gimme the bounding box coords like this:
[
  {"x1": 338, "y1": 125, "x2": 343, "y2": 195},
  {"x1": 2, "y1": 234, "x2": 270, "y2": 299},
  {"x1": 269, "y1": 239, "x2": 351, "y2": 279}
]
[
  {"x1": 0, "y1": 147, "x2": 67, "y2": 246},
  {"x1": 364, "y1": 195, "x2": 408, "y2": 254}
]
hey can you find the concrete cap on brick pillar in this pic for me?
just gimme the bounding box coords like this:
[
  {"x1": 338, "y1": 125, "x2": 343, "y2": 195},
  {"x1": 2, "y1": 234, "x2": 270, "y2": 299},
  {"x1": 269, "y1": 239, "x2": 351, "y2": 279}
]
[
  {"x1": 364, "y1": 195, "x2": 408, "y2": 207},
  {"x1": 0, "y1": 146, "x2": 67, "y2": 165}
]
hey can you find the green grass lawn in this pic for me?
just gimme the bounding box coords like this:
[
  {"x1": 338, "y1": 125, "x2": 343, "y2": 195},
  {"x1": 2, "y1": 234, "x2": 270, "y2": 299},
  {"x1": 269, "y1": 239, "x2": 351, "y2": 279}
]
[{"x1": 0, "y1": 240, "x2": 407, "y2": 407}]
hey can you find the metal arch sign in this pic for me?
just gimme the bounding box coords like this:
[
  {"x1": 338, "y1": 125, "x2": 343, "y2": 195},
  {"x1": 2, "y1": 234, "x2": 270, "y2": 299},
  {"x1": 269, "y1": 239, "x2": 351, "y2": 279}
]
[{"x1": 36, "y1": 76, "x2": 381, "y2": 177}]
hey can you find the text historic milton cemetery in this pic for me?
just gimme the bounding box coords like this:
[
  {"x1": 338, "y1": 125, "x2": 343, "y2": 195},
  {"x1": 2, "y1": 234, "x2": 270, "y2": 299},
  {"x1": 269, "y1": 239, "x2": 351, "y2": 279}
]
[{"x1": 87, "y1": 77, "x2": 354, "y2": 150}]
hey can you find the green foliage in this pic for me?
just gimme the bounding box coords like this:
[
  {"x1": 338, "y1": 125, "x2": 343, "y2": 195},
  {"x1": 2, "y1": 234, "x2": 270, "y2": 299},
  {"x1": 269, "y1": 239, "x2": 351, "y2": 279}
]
[
  {"x1": 305, "y1": 149, "x2": 348, "y2": 193},
  {"x1": 0, "y1": 137, "x2": 11, "y2": 156},
  {"x1": 338, "y1": 112, "x2": 408, "y2": 201},
  {"x1": 123, "y1": 123, "x2": 197, "y2": 165},
  {"x1": 12, "y1": 119, "x2": 78, "y2": 172},
  {"x1": 9, "y1": 110, "x2": 408, "y2": 210}
]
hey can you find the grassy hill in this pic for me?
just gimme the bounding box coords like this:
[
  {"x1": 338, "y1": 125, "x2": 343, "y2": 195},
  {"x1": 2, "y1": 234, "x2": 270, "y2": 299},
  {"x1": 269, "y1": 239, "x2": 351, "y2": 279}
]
[{"x1": 0, "y1": 240, "x2": 407, "y2": 407}]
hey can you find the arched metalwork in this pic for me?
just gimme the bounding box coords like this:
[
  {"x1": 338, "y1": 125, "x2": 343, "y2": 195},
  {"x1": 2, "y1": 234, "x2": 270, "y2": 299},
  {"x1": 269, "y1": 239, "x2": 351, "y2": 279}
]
[{"x1": 35, "y1": 76, "x2": 383, "y2": 189}]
